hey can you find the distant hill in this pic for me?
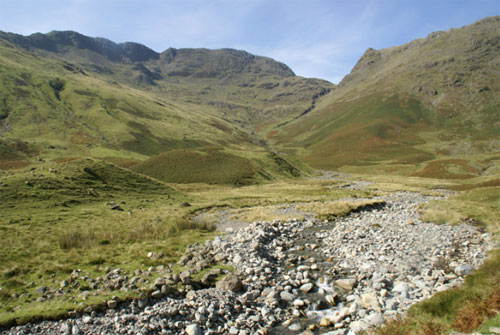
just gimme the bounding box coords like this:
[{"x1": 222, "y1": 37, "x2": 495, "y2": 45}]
[{"x1": 270, "y1": 16, "x2": 500, "y2": 175}]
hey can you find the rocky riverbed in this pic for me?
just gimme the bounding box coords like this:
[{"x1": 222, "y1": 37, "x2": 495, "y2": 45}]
[{"x1": 1, "y1": 192, "x2": 491, "y2": 335}]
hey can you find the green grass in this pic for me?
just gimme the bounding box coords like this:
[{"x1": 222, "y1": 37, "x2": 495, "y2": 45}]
[
  {"x1": 131, "y1": 148, "x2": 258, "y2": 185},
  {"x1": 0, "y1": 158, "x2": 222, "y2": 326},
  {"x1": 420, "y1": 186, "x2": 500, "y2": 235},
  {"x1": 131, "y1": 147, "x2": 308, "y2": 186}
]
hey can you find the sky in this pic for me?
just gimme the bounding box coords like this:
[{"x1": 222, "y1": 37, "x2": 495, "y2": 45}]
[{"x1": 0, "y1": 0, "x2": 498, "y2": 83}]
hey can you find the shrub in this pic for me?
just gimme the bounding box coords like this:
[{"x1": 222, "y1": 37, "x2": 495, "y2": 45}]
[{"x1": 48, "y1": 78, "x2": 65, "y2": 99}]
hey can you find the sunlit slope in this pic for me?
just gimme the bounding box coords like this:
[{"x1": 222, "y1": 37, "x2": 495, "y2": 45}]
[
  {"x1": 271, "y1": 16, "x2": 500, "y2": 170},
  {"x1": 0, "y1": 30, "x2": 333, "y2": 162},
  {"x1": 0, "y1": 39, "x2": 254, "y2": 159}
]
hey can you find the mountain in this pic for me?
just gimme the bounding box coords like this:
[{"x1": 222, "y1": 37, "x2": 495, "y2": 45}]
[
  {"x1": 0, "y1": 17, "x2": 499, "y2": 181},
  {"x1": 0, "y1": 29, "x2": 332, "y2": 183},
  {"x1": 270, "y1": 16, "x2": 500, "y2": 176}
]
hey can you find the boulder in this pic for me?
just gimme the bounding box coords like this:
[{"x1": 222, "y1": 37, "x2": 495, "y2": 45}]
[
  {"x1": 300, "y1": 283, "x2": 313, "y2": 293},
  {"x1": 335, "y1": 278, "x2": 357, "y2": 290},
  {"x1": 216, "y1": 274, "x2": 242, "y2": 292},
  {"x1": 454, "y1": 264, "x2": 473, "y2": 276},
  {"x1": 185, "y1": 324, "x2": 202, "y2": 335},
  {"x1": 280, "y1": 290, "x2": 295, "y2": 301}
]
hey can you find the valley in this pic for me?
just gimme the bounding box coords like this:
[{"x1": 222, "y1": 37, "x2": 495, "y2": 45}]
[{"x1": 0, "y1": 16, "x2": 499, "y2": 335}]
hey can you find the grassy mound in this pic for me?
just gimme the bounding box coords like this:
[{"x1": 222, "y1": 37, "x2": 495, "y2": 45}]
[
  {"x1": 411, "y1": 159, "x2": 481, "y2": 179},
  {"x1": 132, "y1": 148, "x2": 257, "y2": 185},
  {"x1": 131, "y1": 148, "x2": 307, "y2": 186}
]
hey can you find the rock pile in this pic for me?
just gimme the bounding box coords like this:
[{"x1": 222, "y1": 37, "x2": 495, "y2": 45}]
[{"x1": 1, "y1": 192, "x2": 489, "y2": 335}]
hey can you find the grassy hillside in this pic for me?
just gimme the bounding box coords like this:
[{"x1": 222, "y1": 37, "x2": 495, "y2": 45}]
[
  {"x1": 271, "y1": 16, "x2": 500, "y2": 172},
  {"x1": 0, "y1": 30, "x2": 333, "y2": 163},
  {"x1": 0, "y1": 39, "x2": 233, "y2": 159},
  {"x1": 3, "y1": 18, "x2": 497, "y2": 177}
]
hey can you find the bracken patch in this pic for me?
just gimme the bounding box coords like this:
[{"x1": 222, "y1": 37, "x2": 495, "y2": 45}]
[{"x1": 452, "y1": 287, "x2": 500, "y2": 332}]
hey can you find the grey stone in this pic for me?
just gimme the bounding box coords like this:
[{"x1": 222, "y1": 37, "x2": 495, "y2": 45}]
[
  {"x1": 299, "y1": 282, "x2": 313, "y2": 293},
  {"x1": 366, "y1": 312, "x2": 383, "y2": 326},
  {"x1": 350, "y1": 320, "x2": 369, "y2": 332},
  {"x1": 35, "y1": 286, "x2": 47, "y2": 294},
  {"x1": 293, "y1": 299, "x2": 305, "y2": 307},
  {"x1": 60, "y1": 323, "x2": 71, "y2": 335},
  {"x1": 185, "y1": 324, "x2": 202, "y2": 335},
  {"x1": 161, "y1": 284, "x2": 169, "y2": 295},
  {"x1": 179, "y1": 270, "x2": 192, "y2": 284},
  {"x1": 454, "y1": 264, "x2": 473, "y2": 276},
  {"x1": 151, "y1": 290, "x2": 162, "y2": 298},
  {"x1": 215, "y1": 274, "x2": 242, "y2": 292},
  {"x1": 107, "y1": 299, "x2": 117, "y2": 309},
  {"x1": 233, "y1": 254, "x2": 243, "y2": 264},
  {"x1": 153, "y1": 277, "x2": 165, "y2": 287},
  {"x1": 335, "y1": 278, "x2": 356, "y2": 290},
  {"x1": 360, "y1": 291, "x2": 380, "y2": 311},
  {"x1": 280, "y1": 290, "x2": 295, "y2": 301},
  {"x1": 392, "y1": 282, "x2": 410, "y2": 294}
]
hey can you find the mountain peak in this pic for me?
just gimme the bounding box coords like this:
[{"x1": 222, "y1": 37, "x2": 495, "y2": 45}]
[
  {"x1": 338, "y1": 47, "x2": 381, "y2": 87},
  {"x1": 0, "y1": 30, "x2": 159, "y2": 63}
]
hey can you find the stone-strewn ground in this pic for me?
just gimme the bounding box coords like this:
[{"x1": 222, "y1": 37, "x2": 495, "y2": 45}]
[{"x1": 2, "y1": 192, "x2": 490, "y2": 335}]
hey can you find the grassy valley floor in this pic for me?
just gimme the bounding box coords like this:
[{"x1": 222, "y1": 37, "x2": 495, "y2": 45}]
[{"x1": 0, "y1": 158, "x2": 498, "y2": 333}]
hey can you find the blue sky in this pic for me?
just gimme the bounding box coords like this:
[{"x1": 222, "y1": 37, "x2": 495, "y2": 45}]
[{"x1": 0, "y1": 0, "x2": 498, "y2": 83}]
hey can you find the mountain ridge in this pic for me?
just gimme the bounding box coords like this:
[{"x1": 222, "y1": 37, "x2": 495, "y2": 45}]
[
  {"x1": 0, "y1": 30, "x2": 297, "y2": 80},
  {"x1": 0, "y1": 27, "x2": 334, "y2": 184},
  {"x1": 0, "y1": 16, "x2": 499, "y2": 179}
]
